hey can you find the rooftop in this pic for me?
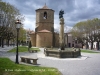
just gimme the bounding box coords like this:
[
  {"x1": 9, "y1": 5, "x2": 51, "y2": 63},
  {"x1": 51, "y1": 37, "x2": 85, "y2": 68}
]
[
  {"x1": 41, "y1": 3, "x2": 49, "y2": 9},
  {"x1": 38, "y1": 29, "x2": 51, "y2": 33},
  {"x1": 29, "y1": 30, "x2": 35, "y2": 34}
]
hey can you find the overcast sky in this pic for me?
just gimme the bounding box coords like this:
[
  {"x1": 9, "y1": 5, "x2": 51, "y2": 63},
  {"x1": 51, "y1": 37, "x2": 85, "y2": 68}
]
[{"x1": 2, "y1": 0, "x2": 100, "y2": 32}]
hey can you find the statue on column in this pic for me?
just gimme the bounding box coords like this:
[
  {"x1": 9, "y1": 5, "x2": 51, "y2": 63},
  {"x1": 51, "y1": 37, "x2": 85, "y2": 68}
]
[
  {"x1": 59, "y1": 10, "x2": 64, "y2": 19},
  {"x1": 59, "y1": 9, "x2": 65, "y2": 50}
]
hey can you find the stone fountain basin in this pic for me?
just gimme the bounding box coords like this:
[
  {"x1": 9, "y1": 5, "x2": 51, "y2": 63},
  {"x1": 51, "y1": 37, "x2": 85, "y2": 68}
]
[{"x1": 45, "y1": 49, "x2": 81, "y2": 58}]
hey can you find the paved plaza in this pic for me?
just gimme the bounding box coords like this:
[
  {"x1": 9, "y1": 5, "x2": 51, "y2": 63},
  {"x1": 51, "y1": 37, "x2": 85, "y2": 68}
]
[{"x1": 0, "y1": 46, "x2": 100, "y2": 75}]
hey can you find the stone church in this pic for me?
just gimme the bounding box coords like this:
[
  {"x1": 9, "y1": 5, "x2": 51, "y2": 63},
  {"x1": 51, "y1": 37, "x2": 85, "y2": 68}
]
[{"x1": 30, "y1": 4, "x2": 59, "y2": 47}]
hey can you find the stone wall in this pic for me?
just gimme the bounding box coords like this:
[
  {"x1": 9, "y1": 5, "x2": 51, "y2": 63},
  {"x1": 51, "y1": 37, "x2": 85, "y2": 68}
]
[
  {"x1": 45, "y1": 49, "x2": 81, "y2": 58},
  {"x1": 30, "y1": 34, "x2": 36, "y2": 46},
  {"x1": 36, "y1": 23, "x2": 54, "y2": 32},
  {"x1": 36, "y1": 32, "x2": 53, "y2": 47},
  {"x1": 54, "y1": 33, "x2": 59, "y2": 47},
  {"x1": 36, "y1": 9, "x2": 54, "y2": 32}
]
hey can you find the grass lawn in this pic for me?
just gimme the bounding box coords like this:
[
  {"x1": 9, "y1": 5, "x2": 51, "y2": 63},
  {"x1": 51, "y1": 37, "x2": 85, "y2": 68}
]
[
  {"x1": 0, "y1": 57, "x2": 61, "y2": 75},
  {"x1": 81, "y1": 49, "x2": 100, "y2": 53},
  {"x1": 8, "y1": 46, "x2": 40, "y2": 52}
]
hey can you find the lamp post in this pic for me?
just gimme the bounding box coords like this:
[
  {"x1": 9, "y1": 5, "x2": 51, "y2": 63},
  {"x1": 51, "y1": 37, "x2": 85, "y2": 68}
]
[{"x1": 15, "y1": 19, "x2": 21, "y2": 64}]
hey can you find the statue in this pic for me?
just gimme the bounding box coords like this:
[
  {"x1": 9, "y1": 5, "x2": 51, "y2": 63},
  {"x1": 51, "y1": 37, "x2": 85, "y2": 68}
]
[{"x1": 59, "y1": 10, "x2": 64, "y2": 19}]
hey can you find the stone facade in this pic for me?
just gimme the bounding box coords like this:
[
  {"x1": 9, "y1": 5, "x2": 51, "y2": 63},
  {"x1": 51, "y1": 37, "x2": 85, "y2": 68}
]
[
  {"x1": 30, "y1": 33, "x2": 36, "y2": 46},
  {"x1": 30, "y1": 4, "x2": 59, "y2": 47},
  {"x1": 35, "y1": 6, "x2": 54, "y2": 32}
]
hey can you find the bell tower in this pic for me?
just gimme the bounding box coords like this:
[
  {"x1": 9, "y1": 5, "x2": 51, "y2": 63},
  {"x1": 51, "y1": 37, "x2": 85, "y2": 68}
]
[
  {"x1": 30, "y1": 4, "x2": 59, "y2": 48},
  {"x1": 35, "y1": 4, "x2": 54, "y2": 32}
]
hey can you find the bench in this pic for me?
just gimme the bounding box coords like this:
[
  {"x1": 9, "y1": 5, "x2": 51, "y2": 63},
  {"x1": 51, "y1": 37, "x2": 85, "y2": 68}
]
[
  {"x1": 30, "y1": 50, "x2": 38, "y2": 53},
  {"x1": 20, "y1": 56, "x2": 38, "y2": 65}
]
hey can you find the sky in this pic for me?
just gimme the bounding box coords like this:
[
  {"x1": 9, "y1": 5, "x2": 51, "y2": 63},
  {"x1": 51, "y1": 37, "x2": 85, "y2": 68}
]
[{"x1": 2, "y1": 0, "x2": 100, "y2": 32}]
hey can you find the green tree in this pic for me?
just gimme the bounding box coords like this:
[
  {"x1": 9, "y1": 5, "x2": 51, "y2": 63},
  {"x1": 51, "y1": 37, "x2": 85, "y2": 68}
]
[
  {"x1": 0, "y1": 1, "x2": 24, "y2": 47},
  {"x1": 71, "y1": 18, "x2": 100, "y2": 50},
  {"x1": 18, "y1": 28, "x2": 26, "y2": 44}
]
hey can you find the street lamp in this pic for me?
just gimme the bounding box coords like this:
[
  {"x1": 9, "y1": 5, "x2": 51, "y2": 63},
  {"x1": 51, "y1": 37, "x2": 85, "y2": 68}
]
[{"x1": 15, "y1": 19, "x2": 21, "y2": 64}]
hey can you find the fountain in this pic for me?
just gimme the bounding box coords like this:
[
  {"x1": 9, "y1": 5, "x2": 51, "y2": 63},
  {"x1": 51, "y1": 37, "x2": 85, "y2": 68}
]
[{"x1": 44, "y1": 10, "x2": 81, "y2": 58}]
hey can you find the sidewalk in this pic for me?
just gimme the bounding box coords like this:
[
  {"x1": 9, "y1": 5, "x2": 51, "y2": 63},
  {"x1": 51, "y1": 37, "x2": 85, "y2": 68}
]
[{"x1": 0, "y1": 46, "x2": 15, "y2": 52}]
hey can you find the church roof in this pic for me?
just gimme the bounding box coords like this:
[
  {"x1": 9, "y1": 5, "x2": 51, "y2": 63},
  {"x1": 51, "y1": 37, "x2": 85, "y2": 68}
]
[
  {"x1": 41, "y1": 4, "x2": 49, "y2": 9},
  {"x1": 38, "y1": 29, "x2": 51, "y2": 33},
  {"x1": 36, "y1": 4, "x2": 54, "y2": 11}
]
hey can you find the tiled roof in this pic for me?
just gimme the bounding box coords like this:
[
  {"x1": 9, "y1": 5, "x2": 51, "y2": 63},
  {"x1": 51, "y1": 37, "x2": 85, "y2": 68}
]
[
  {"x1": 38, "y1": 29, "x2": 51, "y2": 33},
  {"x1": 36, "y1": 4, "x2": 54, "y2": 11},
  {"x1": 41, "y1": 4, "x2": 49, "y2": 9}
]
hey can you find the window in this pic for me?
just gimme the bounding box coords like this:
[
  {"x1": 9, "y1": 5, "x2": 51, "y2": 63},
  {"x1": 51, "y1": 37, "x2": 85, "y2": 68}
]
[
  {"x1": 72, "y1": 44, "x2": 74, "y2": 47},
  {"x1": 75, "y1": 40, "x2": 77, "y2": 44},
  {"x1": 43, "y1": 12, "x2": 47, "y2": 19}
]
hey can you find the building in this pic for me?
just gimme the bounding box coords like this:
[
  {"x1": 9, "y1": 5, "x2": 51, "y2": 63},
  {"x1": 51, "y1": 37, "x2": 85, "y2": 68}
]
[
  {"x1": 25, "y1": 29, "x2": 34, "y2": 43},
  {"x1": 64, "y1": 33, "x2": 82, "y2": 48},
  {"x1": 30, "y1": 4, "x2": 59, "y2": 47}
]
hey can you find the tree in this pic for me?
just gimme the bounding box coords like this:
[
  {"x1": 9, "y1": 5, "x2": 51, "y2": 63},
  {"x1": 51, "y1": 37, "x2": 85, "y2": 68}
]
[
  {"x1": 71, "y1": 18, "x2": 100, "y2": 50},
  {"x1": 18, "y1": 28, "x2": 26, "y2": 45},
  {"x1": 71, "y1": 21, "x2": 86, "y2": 48},
  {"x1": 0, "y1": 1, "x2": 24, "y2": 47}
]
